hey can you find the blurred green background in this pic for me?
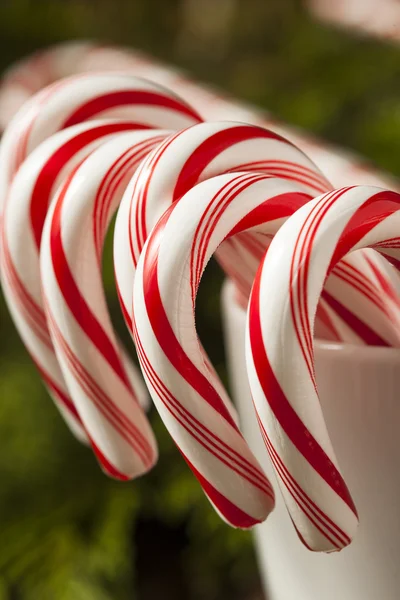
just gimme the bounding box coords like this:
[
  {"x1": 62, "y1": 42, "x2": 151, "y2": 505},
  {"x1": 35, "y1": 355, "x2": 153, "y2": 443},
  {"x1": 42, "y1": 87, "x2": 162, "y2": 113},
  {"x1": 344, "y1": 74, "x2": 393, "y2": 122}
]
[{"x1": 0, "y1": 1, "x2": 398, "y2": 599}]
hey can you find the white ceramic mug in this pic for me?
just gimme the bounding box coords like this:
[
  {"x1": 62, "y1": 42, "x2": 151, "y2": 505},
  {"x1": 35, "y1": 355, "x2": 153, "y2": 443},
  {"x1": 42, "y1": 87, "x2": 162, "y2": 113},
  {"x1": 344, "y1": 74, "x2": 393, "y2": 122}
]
[{"x1": 222, "y1": 280, "x2": 400, "y2": 600}]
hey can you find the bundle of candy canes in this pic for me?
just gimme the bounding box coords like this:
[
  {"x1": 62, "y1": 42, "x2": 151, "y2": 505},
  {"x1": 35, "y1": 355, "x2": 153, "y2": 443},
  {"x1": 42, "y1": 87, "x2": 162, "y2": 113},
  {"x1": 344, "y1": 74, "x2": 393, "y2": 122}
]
[{"x1": 1, "y1": 42, "x2": 399, "y2": 553}]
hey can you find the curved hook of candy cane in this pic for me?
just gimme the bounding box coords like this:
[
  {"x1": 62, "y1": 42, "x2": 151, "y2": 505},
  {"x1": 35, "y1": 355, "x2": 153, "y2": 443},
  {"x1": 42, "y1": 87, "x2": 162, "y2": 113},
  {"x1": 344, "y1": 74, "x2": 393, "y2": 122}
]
[
  {"x1": 40, "y1": 130, "x2": 175, "y2": 478},
  {"x1": 0, "y1": 74, "x2": 200, "y2": 453},
  {"x1": 0, "y1": 42, "x2": 187, "y2": 131},
  {"x1": 0, "y1": 120, "x2": 159, "y2": 442},
  {"x1": 112, "y1": 120, "x2": 336, "y2": 420},
  {"x1": 132, "y1": 172, "x2": 326, "y2": 528},
  {"x1": 114, "y1": 120, "x2": 329, "y2": 327},
  {"x1": 114, "y1": 120, "x2": 400, "y2": 348},
  {"x1": 323, "y1": 250, "x2": 400, "y2": 346},
  {"x1": 0, "y1": 71, "x2": 202, "y2": 216},
  {"x1": 2, "y1": 41, "x2": 399, "y2": 193},
  {"x1": 245, "y1": 185, "x2": 400, "y2": 552},
  {"x1": 0, "y1": 41, "x2": 259, "y2": 132}
]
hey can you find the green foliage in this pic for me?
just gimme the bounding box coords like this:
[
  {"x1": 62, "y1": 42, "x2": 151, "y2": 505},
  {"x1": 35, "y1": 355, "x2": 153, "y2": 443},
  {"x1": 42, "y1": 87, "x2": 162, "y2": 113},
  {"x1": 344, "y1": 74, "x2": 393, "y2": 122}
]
[{"x1": 0, "y1": 1, "x2": 399, "y2": 598}]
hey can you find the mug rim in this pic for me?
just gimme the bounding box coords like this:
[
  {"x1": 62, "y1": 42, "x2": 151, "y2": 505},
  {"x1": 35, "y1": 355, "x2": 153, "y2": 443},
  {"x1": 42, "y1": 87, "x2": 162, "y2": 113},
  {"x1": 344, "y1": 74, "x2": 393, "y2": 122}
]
[{"x1": 315, "y1": 339, "x2": 400, "y2": 363}]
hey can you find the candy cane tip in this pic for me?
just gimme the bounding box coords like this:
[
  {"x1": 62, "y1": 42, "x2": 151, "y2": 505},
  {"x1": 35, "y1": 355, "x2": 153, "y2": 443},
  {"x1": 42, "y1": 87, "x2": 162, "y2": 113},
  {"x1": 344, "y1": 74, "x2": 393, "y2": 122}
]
[
  {"x1": 203, "y1": 480, "x2": 275, "y2": 530},
  {"x1": 92, "y1": 440, "x2": 158, "y2": 481}
]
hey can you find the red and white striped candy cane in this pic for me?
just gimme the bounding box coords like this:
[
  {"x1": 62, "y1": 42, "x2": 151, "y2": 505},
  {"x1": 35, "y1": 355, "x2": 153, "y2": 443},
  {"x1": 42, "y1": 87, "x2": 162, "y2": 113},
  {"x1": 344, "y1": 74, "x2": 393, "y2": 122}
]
[
  {"x1": 0, "y1": 120, "x2": 155, "y2": 443},
  {"x1": 132, "y1": 172, "x2": 397, "y2": 528},
  {"x1": 1, "y1": 42, "x2": 398, "y2": 195},
  {"x1": 43, "y1": 119, "x2": 318, "y2": 438},
  {"x1": 246, "y1": 185, "x2": 400, "y2": 551},
  {"x1": 0, "y1": 75, "x2": 200, "y2": 475},
  {"x1": 40, "y1": 131, "x2": 177, "y2": 478},
  {"x1": 132, "y1": 173, "x2": 305, "y2": 527},
  {"x1": 0, "y1": 42, "x2": 254, "y2": 131},
  {"x1": 114, "y1": 120, "x2": 400, "y2": 347},
  {"x1": 114, "y1": 121, "x2": 326, "y2": 328},
  {"x1": 3, "y1": 47, "x2": 399, "y2": 322},
  {"x1": 39, "y1": 117, "x2": 318, "y2": 454},
  {"x1": 0, "y1": 71, "x2": 201, "y2": 218},
  {"x1": 42, "y1": 118, "x2": 395, "y2": 483}
]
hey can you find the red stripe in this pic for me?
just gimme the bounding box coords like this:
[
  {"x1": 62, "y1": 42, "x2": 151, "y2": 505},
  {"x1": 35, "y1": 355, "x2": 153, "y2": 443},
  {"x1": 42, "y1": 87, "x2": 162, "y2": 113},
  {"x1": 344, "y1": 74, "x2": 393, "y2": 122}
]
[
  {"x1": 13, "y1": 77, "x2": 70, "y2": 178},
  {"x1": 91, "y1": 442, "x2": 131, "y2": 481},
  {"x1": 231, "y1": 232, "x2": 266, "y2": 266},
  {"x1": 258, "y1": 415, "x2": 346, "y2": 549},
  {"x1": 294, "y1": 190, "x2": 345, "y2": 378},
  {"x1": 134, "y1": 325, "x2": 272, "y2": 495},
  {"x1": 94, "y1": 137, "x2": 164, "y2": 256},
  {"x1": 134, "y1": 327, "x2": 274, "y2": 518},
  {"x1": 46, "y1": 304, "x2": 153, "y2": 466},
  {"x1": 92, "y1": 137, "x2": 162, "y2": 257},
  {"x1": 227, "y1": 159, "x2": 330, "y2": 191},
  {"x1": 30, "y1": 121, "x2": 143, "y2": 250},
  {"x1": 2, "y1": 268, "x2": 52, "y2": 350},
  {"x1": 375, "y1": 236, "x2": 400, "y2": 247},
  {"x1": 329, "y1": 191, "x2": 400, "y2": 270},
  {"x1": 259, "y1": 421, "x2": 341, "y2": 548},
  {"x1": 132, "y1": 130, "x2": 182, "y2": 259},
  {"x1": 0, "y1": 239, "x2": 56, "y2": 354},
  {"x1": 50, "y1": 167, "x2": 132, "y2": 390},
  {"x1": 183, "y1": 453, "x2": 265, "y2": 528},
  {"x1": 194, "y1": 183, "x2": 311, "y2": 308},
  {"x1": 94, "y1": 146, "x2": 137, "y2": 257},
  {"x1": 62, "y1": 90, "x2": 201, "y2": 128},
  {"x1": 364, "y1": 254, "x2": 400, "y2": 307},
  {"x1": 291, "y1": 189, "x2": 347, "y2": 386},
  {"x1": 258, "y1": 415, "x2": 350, "y2": 545},
  {"x1": 1, "y1": 233, "x2": 80, "y2": 421},
  {"x1": 194, "y1": 175, "x2": 266, "y2": 293},
  {"x1": 48, "y1": 306, "x2": 150, "y2": 456},
  {"x1": 1, "y1": 236, "x2": 48, "y2": 332},
  {"x1": 13, "y1": 85, "x2": 57, "y2": 178},
  {"x1": 191, "y1": 174, "x2": 264, "y2": 300},
  {"x1": 315, "y1": 302, "x2": 342, "y2": 342},
  {"x1": 249, "y1": 259, "x2": 357, "y2": 515},
  {"x1": 379, "y1": 253, "x2": 400, "y2": 271},
  {"x1": 227, "y1": 191, "x2": 311, "y2": 238},
  {"x1": 216, "y1": 248, "x2": 252, "y2": 303},
  {"x1": 142, "y1": 208, "x2": 238, "y2": 429},
  {"x1": 227, "y1": 162, "x2": 329, "y2": 194},
  {"x1": 172, "y1": 126, "x2": 292, "y2": 202},
  {"x1": 331, "y1": 264, "x2": 389, "y2": 316},
  {"x1": 334, "y1": 258, "x2": 390, "y2": 311},
  {"x1": 321, "y1": 291, "x2": 390, "y2": 346}
]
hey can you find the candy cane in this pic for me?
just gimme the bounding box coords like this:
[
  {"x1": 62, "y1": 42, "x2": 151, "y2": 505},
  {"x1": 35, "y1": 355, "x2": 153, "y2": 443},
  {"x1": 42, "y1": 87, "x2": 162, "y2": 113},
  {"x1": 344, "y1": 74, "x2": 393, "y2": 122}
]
[
  {"x1": 246, "y1": 185, "x2": 400, "y2": 551},
  {"x1": 39, "y1": 117, "x2": 320, "y2": 466},
  {"x1": 133, "y1": 173, "x2": 293, "y2": 527},
  {"x1": 39, "y1": 116, "x2": 399, "y2": 485},
  {"x1": 131, "y1": 172, "x2": 398, "y2": 529},
  {"x1": 0, "y1": 71, "x2": 201, "y2": 218},
  {"x1": 3, "y1": 52, "x2": 399, "y2": 348},
  {"x1": 40, "y1": 130, "x2": 176, "y2": 477},
  {"x1": 0, "y1": 42, "x2": 398, "y2": 194},
  {"x1": 0, "y1": 120, "x2": 155, "y2": 443},
  {"x1": 0, "y1": 75, "x2": 200, "y2": 475},
  {"x1": 114, "y1": 120, "x2": 400, "y2": 347},
  {"x1": 40, "y1": 118, "x2": 321, "y2": 456},
  {"x1": 0, "y1": 50, "x2": 399, "y2": 534}
]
